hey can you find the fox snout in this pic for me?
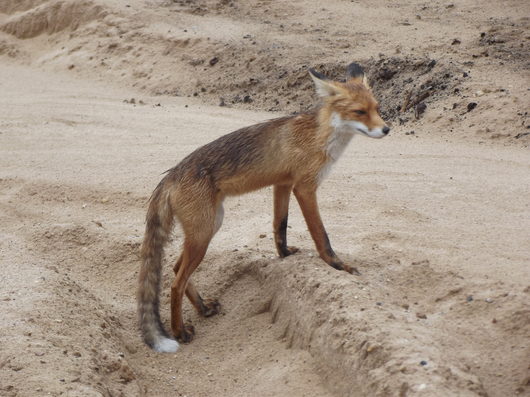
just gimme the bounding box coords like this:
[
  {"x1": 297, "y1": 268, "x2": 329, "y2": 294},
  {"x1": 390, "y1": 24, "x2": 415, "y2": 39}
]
[
  {"x1": 359, "y1": 122, "x2": 390, "y2": 139},
  {"x1": 368, "y1": 124, "x2": 391, "y2": 139},
  {"x1": 359, "y1": 123, "x2": 390, "y2": 139}
]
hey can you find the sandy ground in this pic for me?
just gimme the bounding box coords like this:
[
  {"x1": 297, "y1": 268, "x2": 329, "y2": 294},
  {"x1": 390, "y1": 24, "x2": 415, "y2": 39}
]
[{"x1": 1, "y1": 1, "x2": 529, "y2": 396}]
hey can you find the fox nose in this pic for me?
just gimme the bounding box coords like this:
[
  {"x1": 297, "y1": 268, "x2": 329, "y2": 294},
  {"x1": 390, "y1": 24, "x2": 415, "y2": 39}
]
[{"x1": 382, "y1": 126, "x2": 390, "y2": 135}]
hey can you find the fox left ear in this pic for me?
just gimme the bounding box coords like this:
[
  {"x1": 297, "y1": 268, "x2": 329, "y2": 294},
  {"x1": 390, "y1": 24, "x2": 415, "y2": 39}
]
[
  {"x1": 309, "y1": 68, "x2": 341, "y2": 97},
  {"x1": 346, "y1": 62, "x2": 370, "y2": 89}
]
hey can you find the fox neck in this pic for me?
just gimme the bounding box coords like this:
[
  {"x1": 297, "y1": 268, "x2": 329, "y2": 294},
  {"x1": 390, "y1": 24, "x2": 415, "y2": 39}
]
[{"x1": 316, "y1": 111, "x2": 356, "y2": 183}]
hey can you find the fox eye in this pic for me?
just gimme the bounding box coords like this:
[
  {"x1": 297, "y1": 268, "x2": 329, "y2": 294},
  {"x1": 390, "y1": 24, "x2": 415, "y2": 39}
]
[{"x1": 354, "y1": 110, "x2": 367, "y2": 115}]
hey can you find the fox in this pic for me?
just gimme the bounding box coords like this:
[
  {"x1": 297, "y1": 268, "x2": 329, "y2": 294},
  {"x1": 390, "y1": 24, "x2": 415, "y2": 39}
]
[{"x1": 138, "y1": 62, "x2": 390, "y2": 352}]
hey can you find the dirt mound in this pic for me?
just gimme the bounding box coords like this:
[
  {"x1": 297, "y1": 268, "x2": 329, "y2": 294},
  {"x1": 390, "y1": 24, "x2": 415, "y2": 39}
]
[{"x1": 0, "y1": 0, "x2": 106, "y2": 39}]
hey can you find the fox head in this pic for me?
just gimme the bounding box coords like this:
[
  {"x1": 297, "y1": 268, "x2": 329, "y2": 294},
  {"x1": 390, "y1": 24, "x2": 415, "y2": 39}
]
[{"x1": 309, "y1": 63, "x2": 390, "y2": 139}]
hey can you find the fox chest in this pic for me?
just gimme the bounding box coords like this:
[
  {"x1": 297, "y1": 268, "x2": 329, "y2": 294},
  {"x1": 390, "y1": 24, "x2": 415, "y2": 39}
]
[{"x1": 317, "y1": 128, "x2": 354, "y2": 184}]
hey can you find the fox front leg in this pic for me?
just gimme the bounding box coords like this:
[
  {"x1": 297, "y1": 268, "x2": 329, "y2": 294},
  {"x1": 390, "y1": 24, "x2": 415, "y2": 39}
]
[
  {"x1": 273, "y1": 184, "x2": 299, "y2": 257},
  {"x1": 293, "y1": 184, "x2": 360, "y2": 275}
]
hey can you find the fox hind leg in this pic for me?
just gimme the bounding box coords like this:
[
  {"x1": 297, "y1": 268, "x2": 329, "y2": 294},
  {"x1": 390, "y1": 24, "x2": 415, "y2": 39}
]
[
  {"x1": 173, "y1": 250, "x2": 222, "y2": 318},
  {"x1": 170, "y1": 202, "x2": 223, "y2": 342},
  {"x1": 171, "y1": 237, "x2": 211, "y2": 343}
]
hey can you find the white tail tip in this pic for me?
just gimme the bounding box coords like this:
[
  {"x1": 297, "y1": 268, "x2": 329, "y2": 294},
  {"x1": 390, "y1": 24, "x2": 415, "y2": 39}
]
[{"x1": 154, "y1": 337, "x2": 179, "y2": 353}]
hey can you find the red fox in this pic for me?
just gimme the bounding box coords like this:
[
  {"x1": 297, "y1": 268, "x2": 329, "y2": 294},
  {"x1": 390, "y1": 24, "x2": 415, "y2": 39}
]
[{"x1": 138, "y1": 63, "x2": 390, "y2": 352}]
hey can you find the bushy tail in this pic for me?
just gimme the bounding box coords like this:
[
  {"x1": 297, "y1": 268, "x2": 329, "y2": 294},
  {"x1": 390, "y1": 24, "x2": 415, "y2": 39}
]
[{"x1": 137, "y1": 182, "x2": 178, "y2": 353}]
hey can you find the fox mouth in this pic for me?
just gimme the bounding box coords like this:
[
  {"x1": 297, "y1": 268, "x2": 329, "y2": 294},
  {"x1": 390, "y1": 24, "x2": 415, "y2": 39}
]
[
  {"x1": 331, "y1": 113, "x2": 389, "y2": 139},
  {"x1": 353, "y1": 124, "x2": 388, "y2": 139}
]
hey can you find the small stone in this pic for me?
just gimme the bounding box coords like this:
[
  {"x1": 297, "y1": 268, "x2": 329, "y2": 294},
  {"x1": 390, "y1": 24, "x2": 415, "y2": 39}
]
[
  {"x1": 209, "y1": 57, "x2": 219, "y2": 66},
  {"x1": 414, "y1": 102, "x2": 427, "y2": 119},
  {"x1": 366, "y1": 344, "x2": 378, "y2": 353},
  {"x1": 485, "y1": 298, "x2": 493, "y2": 303},
  {"x1": 420, "y1": 360, "x2": 428, "y2": 366},
  {"x1": 259, "y1": 234, "x2": 266, "y2": 238},
  {"x1": 416, "y1": 312, "x2": 427, "y2": 319},
  {"x1": 467, "y1": 102, "x2": 478, "y2": 112},
  {"x1": 466, "y1": 295, "x2": 474, "y2": 302}
]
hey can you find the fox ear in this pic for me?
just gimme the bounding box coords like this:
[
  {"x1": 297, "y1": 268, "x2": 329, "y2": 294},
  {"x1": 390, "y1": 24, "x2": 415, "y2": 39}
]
[
  {"x1": 346, "y1": 62, "x2": 370, "y2": 89},
  {"x1": 309, "y1": 68, "x2": 340, "y2": 97}
]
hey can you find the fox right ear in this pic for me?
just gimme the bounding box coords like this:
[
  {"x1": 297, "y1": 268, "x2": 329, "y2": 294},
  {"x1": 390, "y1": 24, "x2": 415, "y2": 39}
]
[
  {"x1": 346, "y1": 62, "x2": 370, "y2": 88},
  {"x1": 309, "y1": 68, "x2": 340, "y2": 97}
]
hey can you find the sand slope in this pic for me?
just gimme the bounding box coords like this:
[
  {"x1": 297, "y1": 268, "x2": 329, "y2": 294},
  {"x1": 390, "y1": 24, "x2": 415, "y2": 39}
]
[{"x1": 1, "y1": 1, "x2": 529, "y2": 396}]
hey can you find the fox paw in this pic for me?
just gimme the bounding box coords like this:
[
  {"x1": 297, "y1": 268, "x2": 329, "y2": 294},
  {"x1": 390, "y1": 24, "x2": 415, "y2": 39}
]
[
  {"x1": 175, "y1": 323, "x2": 195, "y2": 344},
  {"x1": 279, "y1": 246, "x2": 299, "y2": 258},
  {"x1": 201, "y1": 299, "x2": 221, "y2": 317},
  {"x1": 331, "y1": 261, "x2": 361, "y2": 276},
  {"x1": 345, "y1": 265, "x2": 361, "y2": 276}
]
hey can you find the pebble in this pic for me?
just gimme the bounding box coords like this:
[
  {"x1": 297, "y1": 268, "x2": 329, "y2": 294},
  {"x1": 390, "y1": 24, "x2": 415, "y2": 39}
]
[
  {"x1": 420, "y1": 360, "x2": 428, "y2": 366},
  {"x1": 485, "y1": 298, "x2": 493, "y2": 303},
  {"x1": 466, "y1": 295, "x2": 474, "y2": 302},
  {"x1": 467, "y1": 102, "x2": 478, "y2": 112}
]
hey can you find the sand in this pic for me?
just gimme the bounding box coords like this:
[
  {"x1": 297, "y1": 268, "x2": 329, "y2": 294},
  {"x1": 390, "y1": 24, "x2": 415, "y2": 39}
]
[{"x1": 0, "y1": 1, "x2": 529, "y2": 396}]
